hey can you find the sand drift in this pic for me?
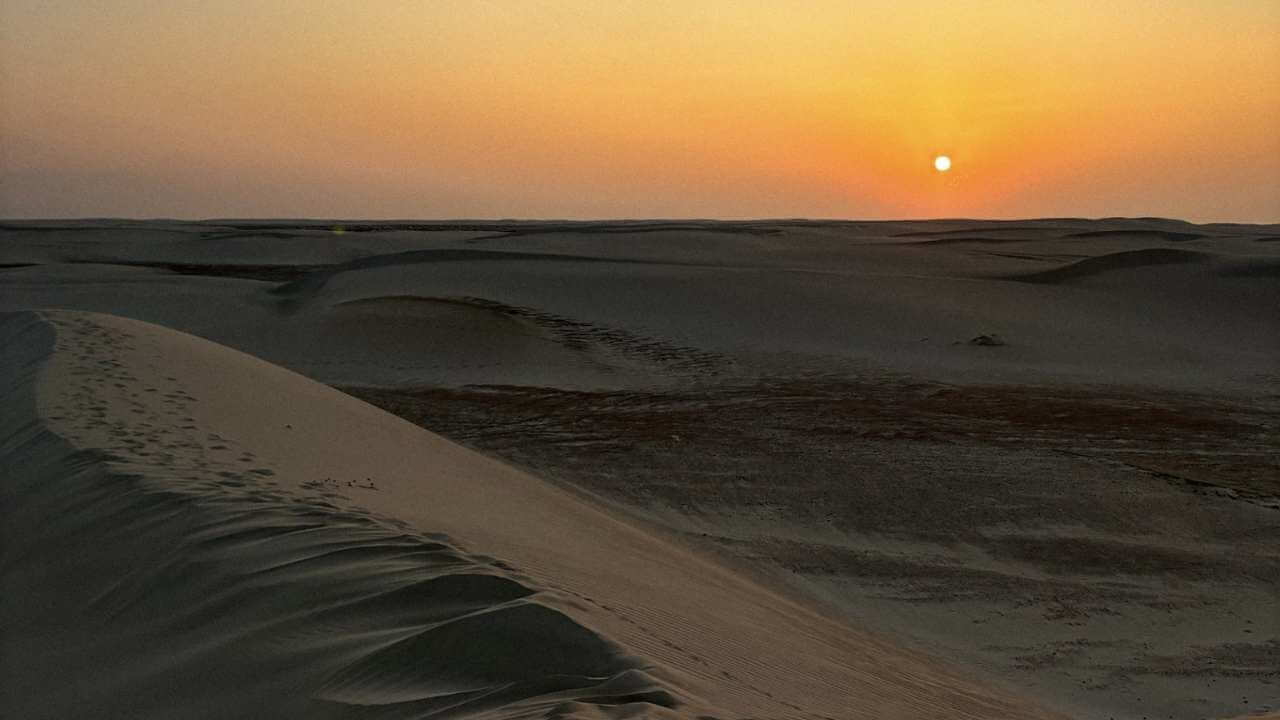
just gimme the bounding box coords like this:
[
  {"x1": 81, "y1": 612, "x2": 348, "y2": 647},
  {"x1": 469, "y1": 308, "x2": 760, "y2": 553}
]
[
  {"x1": 2, "y1": 218, "x2": 1276, "y2": 719},
  {"x1": 0, "y1": 310, "x2": 1060, "y2": 719}
]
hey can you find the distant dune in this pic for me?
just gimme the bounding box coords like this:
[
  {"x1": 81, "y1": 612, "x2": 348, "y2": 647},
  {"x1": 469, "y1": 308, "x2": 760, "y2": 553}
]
[
  {"x1": 3, "y1": 217, "x2": 1275, "y2": 391},
  {"x1": 1006, "y1": 247, "x2": 1213, "y2": 283},
  {"x1": 1063, "y1": 229, "x2": 1208, "y2": 242}
]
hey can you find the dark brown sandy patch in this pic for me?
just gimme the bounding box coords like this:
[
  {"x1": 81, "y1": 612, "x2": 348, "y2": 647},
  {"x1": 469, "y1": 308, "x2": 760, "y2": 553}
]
[
  {"x1": 339, "y1": 377, "x2": 1279, "y2": 720},
  {"x1": 974, "y1": 535, "x2": 1277, "y2": 583},
  {"x1": 1139, "y1": 640, "x2": 1280, "y2": 679},
  {"x1": 342, "y1": 379, "x2": 1278, "y2": 510}
]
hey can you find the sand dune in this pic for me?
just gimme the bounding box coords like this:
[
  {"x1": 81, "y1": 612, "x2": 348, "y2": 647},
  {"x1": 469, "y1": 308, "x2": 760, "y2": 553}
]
[
  {"x1": 1, "y1": 310, "x2": 1064, "y2": 719},
  {"x1": 1063, "y1": 229, "x2": 1208, "y2": 242},
  {"x1": 893, "y1": 225, "x2": 1068, "y2": 237},
  {"x1": 0, "y1": 220, "x2": 492, "y2": 267},
  {"x1": 1220, "y1": 258, "x2": 1280, "y2": 278},
  {"x1": 1007, "y1": 247, "x2": 1213, "y2": 283},
  {"x1": 902, "y1": 235, "x2": 1037, "y2": 246},
  {"x1": 273, "y1": 249, "x2": 643, "y2": 298},
  {"x1": 2, "y1": 218, "x2": 1277, "y2": 720},
  {"x1": 4, "y1": 218, "x2": 1275, "y2": 393}
]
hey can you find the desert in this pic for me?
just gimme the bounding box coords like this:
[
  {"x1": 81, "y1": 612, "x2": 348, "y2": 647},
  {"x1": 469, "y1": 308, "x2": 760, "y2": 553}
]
[{"x1": 2, "y1": 218, "x2": 1276, "y2": 719}]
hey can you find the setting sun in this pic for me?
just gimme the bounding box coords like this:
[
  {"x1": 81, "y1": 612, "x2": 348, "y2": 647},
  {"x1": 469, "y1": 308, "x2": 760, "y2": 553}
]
[
  {"x1": 0, "y1": 1, "x2": 1276, "y2": 220},
  {"x1": 1, "y1": 3, "x2": 1278, "y2": 719}
]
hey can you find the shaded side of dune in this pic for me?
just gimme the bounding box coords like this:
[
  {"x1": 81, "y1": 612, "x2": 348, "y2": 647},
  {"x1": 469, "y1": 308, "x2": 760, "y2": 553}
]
[
  {"x1": 84, "y1": 260, "x2": 327, "y2": 283},
  {"x1": 0, "y1": 311, "x2": 685, "y2": 720},
  {"x1": 207, "y1": 219, "x2": 789, "y2": 236},
  {"x1": 902, "y1": 236, "x2": 1037, "y2": 246},
  {"x1": 1217, "y1": 259, "x2": 1280, "y2": 278},
  {"x1": 1063, "y1": 229, "x2": 1208, "y2": 242},
  {"x1": 1005, "y1": 248, "x2": 1213, "y2": 283},
  {"x1": 270, "y1": 249, "x2": 653, "y2": 298}
]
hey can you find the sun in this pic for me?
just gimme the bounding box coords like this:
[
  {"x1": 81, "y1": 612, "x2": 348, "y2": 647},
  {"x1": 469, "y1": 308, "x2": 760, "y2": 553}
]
[{"x1": 934, "y1": 155, "x2": 951, "y2": 172}]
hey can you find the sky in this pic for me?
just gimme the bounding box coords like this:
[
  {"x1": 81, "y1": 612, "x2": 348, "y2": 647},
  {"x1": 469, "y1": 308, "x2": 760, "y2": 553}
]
[{"x1": 2, "y1": 1, "x2": 1277, "y2": 221}]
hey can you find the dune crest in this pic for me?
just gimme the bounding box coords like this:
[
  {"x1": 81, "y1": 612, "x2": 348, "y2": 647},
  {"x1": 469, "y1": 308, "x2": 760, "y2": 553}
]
[
  {"x1": 0, "y1": 310, "x2": 1062, "y2": 719},
  {"x1": 1006, "y1": 247, "x2": 1212, "y2": 283}
]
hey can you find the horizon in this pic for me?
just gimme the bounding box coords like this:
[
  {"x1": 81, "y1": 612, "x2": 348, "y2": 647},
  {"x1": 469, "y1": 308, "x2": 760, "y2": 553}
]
[
  {"x1": 3, "y1": 1, "x2": 1278, "y2": 222},
  {"x1": 4, "y1": 216, "x2": 1277, "y2": 226}
]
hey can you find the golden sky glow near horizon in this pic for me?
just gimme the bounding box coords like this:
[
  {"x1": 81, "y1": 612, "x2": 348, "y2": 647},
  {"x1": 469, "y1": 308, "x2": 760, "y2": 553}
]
[{"x1": 2, "y1": 1, "x2": 1277, "y2": 221}]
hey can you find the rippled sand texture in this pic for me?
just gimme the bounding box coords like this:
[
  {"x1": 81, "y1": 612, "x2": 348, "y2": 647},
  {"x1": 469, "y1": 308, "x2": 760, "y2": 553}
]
[
  {"x1": 2, "y1": 218, "x2": 1277, "y2": 719},
  {"x1": 1, "y1": 311, "x2": 1061, "y2": 719}
]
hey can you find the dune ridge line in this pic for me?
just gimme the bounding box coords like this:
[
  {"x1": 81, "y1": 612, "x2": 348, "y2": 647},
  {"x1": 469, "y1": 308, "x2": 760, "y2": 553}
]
[{"x1": 0, "y1": 309, "x2": 1064, "y2": 719}]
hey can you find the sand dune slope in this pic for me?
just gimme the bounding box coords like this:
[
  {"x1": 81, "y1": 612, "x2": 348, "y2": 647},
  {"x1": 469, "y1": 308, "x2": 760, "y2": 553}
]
[
  {"x1": 1007, "y1": 248, "x2": 1212, "y2": 283},
  {"x1": 4, "y1": 218, "x2": 1277, "y2": 392},
  {"x1": 0, "y1": 310, "x2": 1063, "y2": 720}
]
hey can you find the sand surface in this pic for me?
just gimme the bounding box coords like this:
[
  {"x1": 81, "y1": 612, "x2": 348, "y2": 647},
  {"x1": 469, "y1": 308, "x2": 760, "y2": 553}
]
[
  {"x1": 2, "y1": 218, "x2": 1277, "y2": 719},
  {"x1": 1, "y1": 309, "x2": 1059, "y2": 719}
]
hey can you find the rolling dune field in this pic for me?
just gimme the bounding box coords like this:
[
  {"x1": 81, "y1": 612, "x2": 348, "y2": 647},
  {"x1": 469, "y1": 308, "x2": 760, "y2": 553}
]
[{"x1": 2, "y1": 218, "x2": 1277, "y2": 719}]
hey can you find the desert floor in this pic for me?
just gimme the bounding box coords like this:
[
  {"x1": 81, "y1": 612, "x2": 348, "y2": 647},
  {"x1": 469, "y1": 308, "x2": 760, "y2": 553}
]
[{"x1": 2, "y1": 217, "x2": 1277, "y2": 719}]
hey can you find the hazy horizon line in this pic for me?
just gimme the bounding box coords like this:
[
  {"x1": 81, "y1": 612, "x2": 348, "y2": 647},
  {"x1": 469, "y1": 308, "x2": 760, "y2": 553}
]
[{"x1": 3, "y1": 216, "x2": 1277, "y2": 227}]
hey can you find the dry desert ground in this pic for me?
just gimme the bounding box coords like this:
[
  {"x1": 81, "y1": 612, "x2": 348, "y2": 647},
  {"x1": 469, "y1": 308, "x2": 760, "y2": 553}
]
[{"x1": 2, "y1": 218, "x2": 1277, "y2": 719}]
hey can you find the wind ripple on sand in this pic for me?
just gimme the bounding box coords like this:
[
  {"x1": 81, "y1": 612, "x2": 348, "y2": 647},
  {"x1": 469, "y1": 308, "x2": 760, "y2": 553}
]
[
  {"x1": 0, "y1": 311, "x2": 686, "y2": 719},
  {"x1": 0, "y1": 309, "x2": 1066, "y2": 720},
  {"x1": 331, "y1": 295, "x2": 728, "y2": 378}
]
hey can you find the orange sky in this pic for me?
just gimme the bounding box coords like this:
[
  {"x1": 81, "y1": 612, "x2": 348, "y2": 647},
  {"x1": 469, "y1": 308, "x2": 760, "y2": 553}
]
[{"x1": 2, "y1": 1, "x2": 1277, "y2": 221}]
